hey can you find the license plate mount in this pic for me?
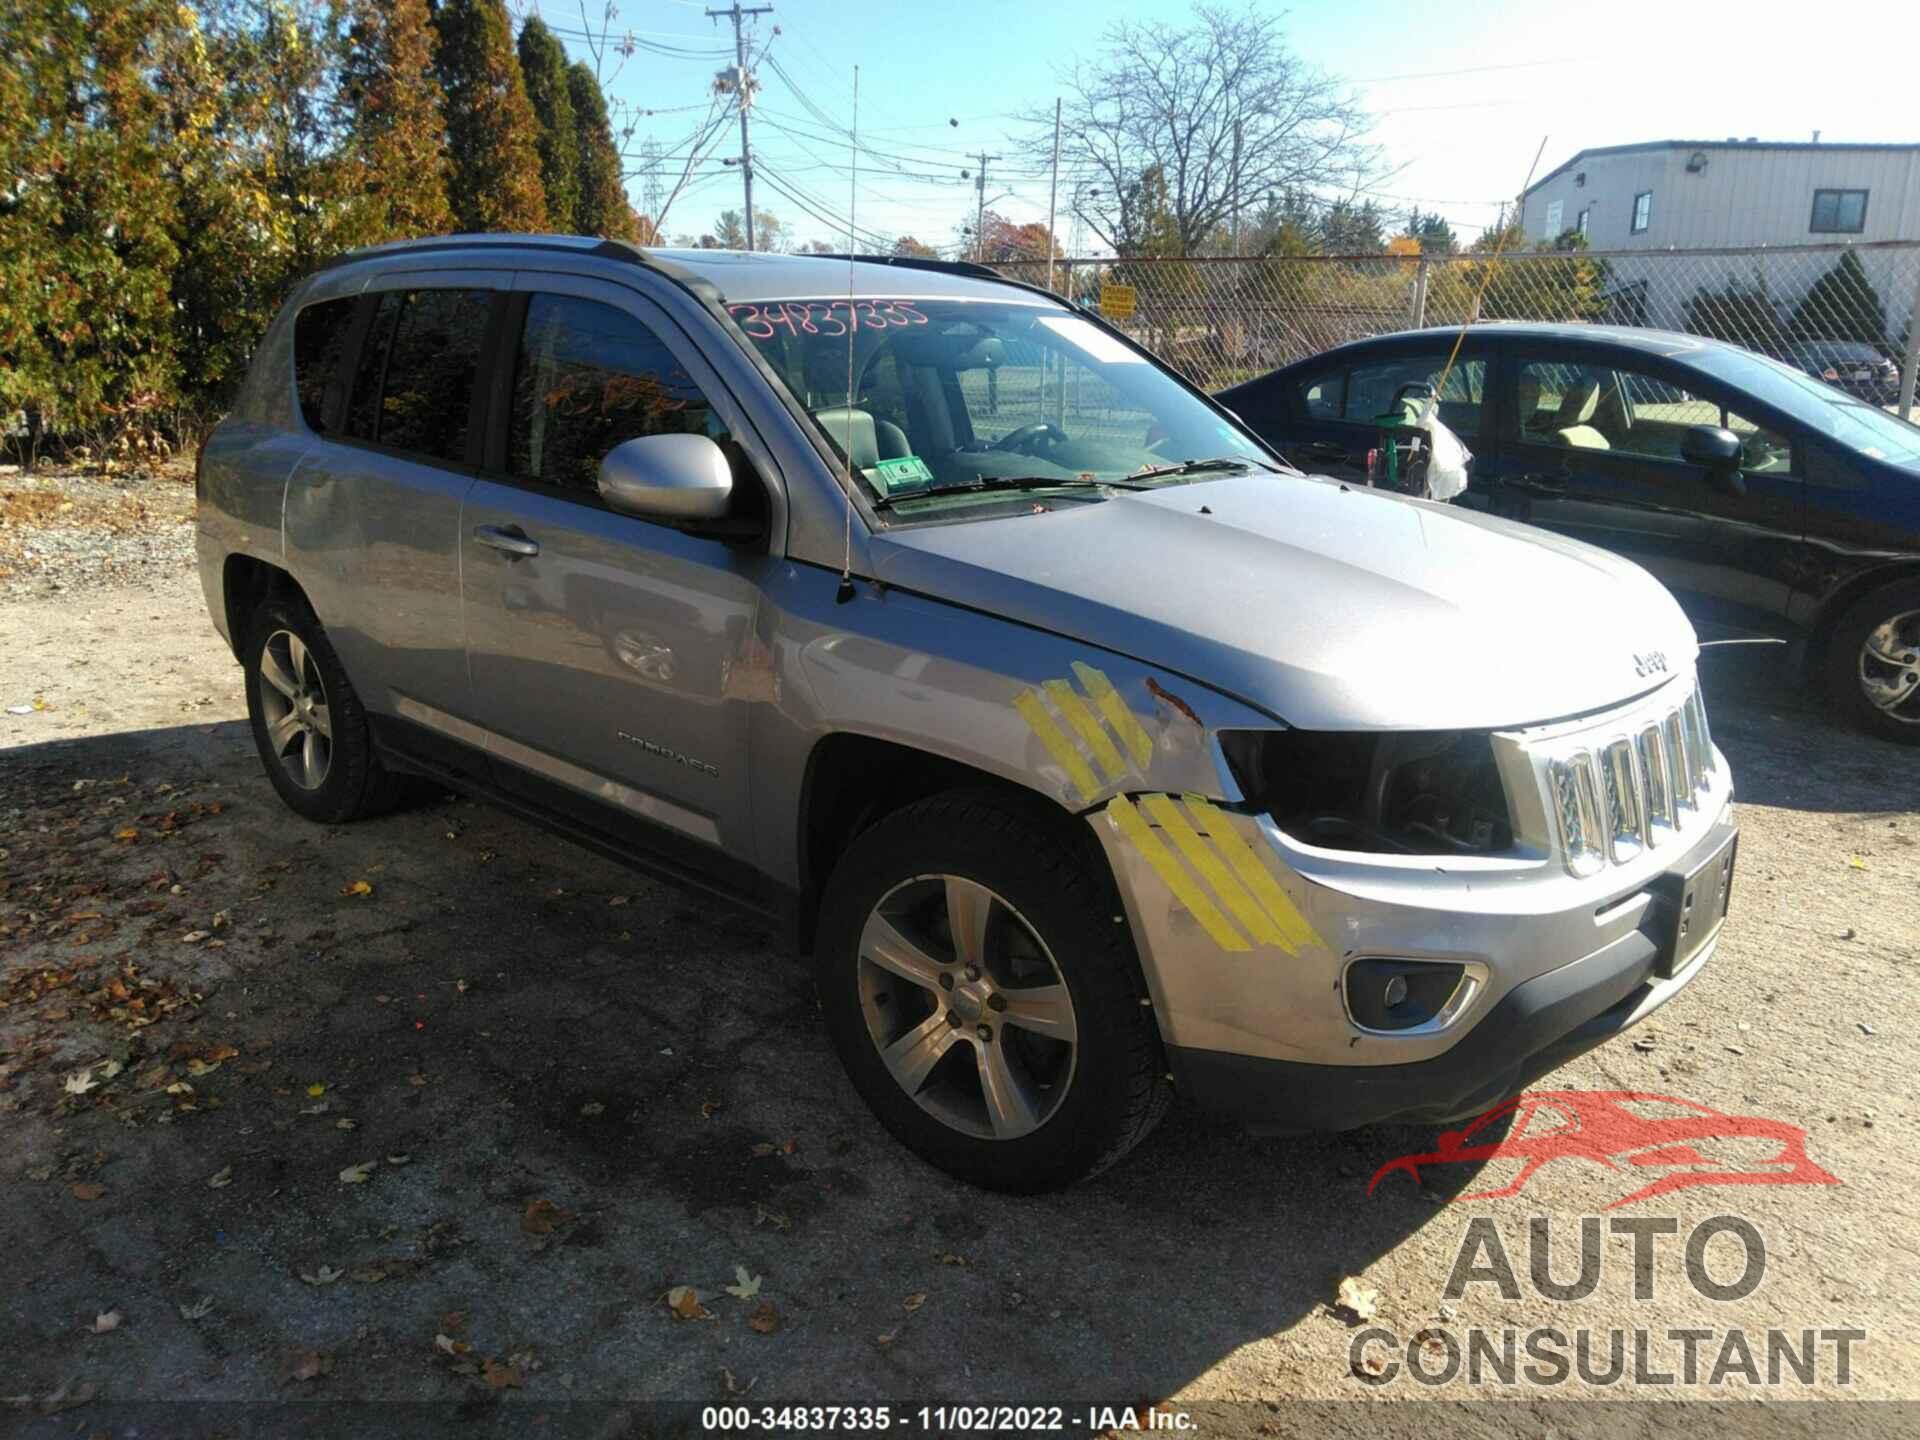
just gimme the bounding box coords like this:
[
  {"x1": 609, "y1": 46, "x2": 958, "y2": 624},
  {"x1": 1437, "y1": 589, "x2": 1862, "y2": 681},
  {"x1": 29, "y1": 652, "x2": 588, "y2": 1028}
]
[{"x1": 1651, "y1": 831, "x2": 1737, "y2": 979}]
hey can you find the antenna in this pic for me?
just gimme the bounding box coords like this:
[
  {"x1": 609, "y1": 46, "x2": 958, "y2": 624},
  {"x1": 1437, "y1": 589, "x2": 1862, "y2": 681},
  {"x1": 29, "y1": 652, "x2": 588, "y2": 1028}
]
[{"x1": 834, "y1": 64, "x2": 859, "y2": 605}]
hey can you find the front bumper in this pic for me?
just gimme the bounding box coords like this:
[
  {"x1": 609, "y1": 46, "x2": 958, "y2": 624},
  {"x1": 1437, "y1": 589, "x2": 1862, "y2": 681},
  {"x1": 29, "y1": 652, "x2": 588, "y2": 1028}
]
[{"x1": 1088, "y1": 673, "x2": 1735, "y2": 1133}]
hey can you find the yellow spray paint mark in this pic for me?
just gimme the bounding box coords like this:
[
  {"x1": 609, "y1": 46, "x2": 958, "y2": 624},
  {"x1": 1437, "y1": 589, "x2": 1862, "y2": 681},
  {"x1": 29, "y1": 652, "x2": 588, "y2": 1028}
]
[
  {"x1": 1071, "y1": 661, "x2": 1154, "y2": 769},
  {"x1": 1184, "y1": 795, "x2": 1326, "y2": 953},
  {"x1": 1105, "y1": 796, "x2": 1250, "y2": 952},
  {"x1": 1140, "y1": 794, "x2": 1288, "y2": 950},
  {"x1": 1013, "y1": 689, "x2": 1101, "y2": 802},
  {"x1": 1042, "y1": 679, "x2": 1128, "y2": 782}
]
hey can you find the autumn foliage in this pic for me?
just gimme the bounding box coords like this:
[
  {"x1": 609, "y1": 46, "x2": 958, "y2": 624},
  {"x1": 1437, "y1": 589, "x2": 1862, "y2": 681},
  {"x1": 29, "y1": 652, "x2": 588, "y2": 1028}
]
[{"x1": 0, "y1": 0, "x2": 638, "y2": 464}]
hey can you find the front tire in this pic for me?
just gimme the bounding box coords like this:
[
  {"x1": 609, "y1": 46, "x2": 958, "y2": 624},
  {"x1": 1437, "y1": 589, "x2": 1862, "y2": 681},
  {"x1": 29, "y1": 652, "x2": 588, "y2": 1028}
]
[
  {"x1": 1823, "y1": 579, "x2": 1920, "y2": 744},
  {"x1": 814, "y1": 791, "x2": 1169, "y2": 1191},
  {"x1": 242, "y1": 596, "x2": 405, "y2": 822}
]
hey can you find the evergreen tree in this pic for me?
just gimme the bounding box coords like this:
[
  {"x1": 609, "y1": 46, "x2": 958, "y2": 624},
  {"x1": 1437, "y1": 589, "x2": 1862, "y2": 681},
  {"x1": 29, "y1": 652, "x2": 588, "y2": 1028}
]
[
  {"x1": 1789, "y1": 250, "x2": 1889, "y2": 348},
  {"x1": 432, "y1": 0, "x2": 546, "y2": 231},
  {"x1": 568, "y1": 61, "x2": 637, "y2": 241},
  {"x1": 0, "y1": 0, "x2": 181, "y2": 465},
  {"x1": 343, "y1": 0, "x2": 452, "y2": 239},
  {"x1": 1684, "y1": 272, "x2": 1786, "y2": 356},
  {"x1": 516, "y1": 17, "x2": 579, "y2": 233}
]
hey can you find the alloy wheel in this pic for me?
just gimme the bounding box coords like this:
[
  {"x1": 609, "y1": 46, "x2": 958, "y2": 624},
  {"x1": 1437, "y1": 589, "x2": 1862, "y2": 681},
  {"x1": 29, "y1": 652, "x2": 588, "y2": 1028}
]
[
  {"x1": 856, "y1": 875, "x2": 1078, "y2": 1141},
  {"x1": 257, "y1": 629, "x2": 334, "y2": 789}
]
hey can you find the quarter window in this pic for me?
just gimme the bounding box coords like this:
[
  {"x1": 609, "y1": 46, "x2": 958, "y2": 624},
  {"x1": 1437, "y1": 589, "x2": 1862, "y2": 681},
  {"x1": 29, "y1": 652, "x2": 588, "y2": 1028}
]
[
  {"x1": 1630, "y1": 191, "x2": 1652, "y2": 234},
  {"x1": 508, "y1": 294, "x2": 719, "y2": 493},
  {"x1": 1810, "y1": 188, "x2": 1868, "y2": 234},
  {"x1": 292, "y1": 297, "x2": 359, "y2": 434},
  {"x1": 1296, "y1": 369, "x2": 1344, "y2": 420},
  {"x1": 345, "y1": 289, "x2": 491, "y2": 464}
]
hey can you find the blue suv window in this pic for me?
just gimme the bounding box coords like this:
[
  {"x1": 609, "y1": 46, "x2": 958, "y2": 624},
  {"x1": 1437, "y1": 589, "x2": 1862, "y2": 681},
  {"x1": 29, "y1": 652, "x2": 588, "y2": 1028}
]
[{"x1": 292, "y1": 297, "x2": 358, "y2": 434}]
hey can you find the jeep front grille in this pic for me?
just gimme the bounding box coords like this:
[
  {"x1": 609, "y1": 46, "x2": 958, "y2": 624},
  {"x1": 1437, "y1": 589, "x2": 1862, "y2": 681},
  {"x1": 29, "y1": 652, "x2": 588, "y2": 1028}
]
[{"x1": 1543, "y1": 684, "x2": 1718, "y2": 876}]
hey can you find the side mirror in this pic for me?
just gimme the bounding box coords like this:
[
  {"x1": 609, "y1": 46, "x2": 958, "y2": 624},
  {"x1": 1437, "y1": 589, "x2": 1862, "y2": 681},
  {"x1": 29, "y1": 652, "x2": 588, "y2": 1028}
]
[
  {"x1": 1680, "y1": 424, "x2": 1742, "y2": 469},
  {"x1": 597, "y1": 433, "x2": 733, "y2": 522}
]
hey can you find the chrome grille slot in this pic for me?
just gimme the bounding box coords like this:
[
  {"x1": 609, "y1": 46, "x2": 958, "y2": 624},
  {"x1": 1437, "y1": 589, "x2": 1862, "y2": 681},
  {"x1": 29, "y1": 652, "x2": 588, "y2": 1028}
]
[{"x1": 1529, "y1": 677, "x2": 1720, "y2": 878}]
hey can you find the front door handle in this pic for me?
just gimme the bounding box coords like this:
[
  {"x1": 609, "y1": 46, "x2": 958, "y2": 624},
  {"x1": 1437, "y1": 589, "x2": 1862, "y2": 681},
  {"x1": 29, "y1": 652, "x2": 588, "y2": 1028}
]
[
  {"x1": 474, "y1": 524, "x2": 539, "y2": 559},
  {"x1": 1303, "y1": 440, "x2": 1349, "y2": 458}
]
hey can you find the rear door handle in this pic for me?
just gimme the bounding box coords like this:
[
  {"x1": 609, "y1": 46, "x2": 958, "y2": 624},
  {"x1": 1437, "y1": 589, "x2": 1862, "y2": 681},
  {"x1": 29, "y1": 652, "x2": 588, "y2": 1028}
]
[
  {"x1": 1515, "y1": 472, "x2": 1569, "y2": 497},
  {"x1": 1303, "y1": 440, "x2": 1349, "y2": 458},
  {"x1": 473, "y1": 524, "x2": 540, "y2": 558}
]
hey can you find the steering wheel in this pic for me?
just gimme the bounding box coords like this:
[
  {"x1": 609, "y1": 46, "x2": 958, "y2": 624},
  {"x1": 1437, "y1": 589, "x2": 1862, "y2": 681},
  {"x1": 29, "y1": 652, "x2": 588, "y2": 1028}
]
[{"x1": 997, "y1": 422, "x2": 1068, "y2": 455}]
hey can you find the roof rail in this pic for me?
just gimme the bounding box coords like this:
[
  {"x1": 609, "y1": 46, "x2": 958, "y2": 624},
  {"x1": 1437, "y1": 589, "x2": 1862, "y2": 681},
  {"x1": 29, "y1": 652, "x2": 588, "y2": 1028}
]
[
  {"x1": 808, "y1": 253, "x2": 1004, "y2": 281},
  {"x1": 312, "y1": 231, "x2": 719, "y2": 297}
]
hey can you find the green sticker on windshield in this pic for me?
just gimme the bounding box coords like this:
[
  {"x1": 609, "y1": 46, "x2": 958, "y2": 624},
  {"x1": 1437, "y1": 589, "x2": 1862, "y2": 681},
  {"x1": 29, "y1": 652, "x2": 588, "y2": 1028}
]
[{"x1": 866, "y1": 454, "x2": 936, "y2": 495}]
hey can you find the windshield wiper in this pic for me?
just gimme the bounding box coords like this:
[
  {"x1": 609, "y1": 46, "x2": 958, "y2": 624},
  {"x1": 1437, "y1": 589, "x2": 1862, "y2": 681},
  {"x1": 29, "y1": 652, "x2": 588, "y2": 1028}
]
[
  {"x1": 869, "y1": 474, "x2": 1146, "y2": 511},
  {"x1": 1128, "y1": 456, "x2": 1280, "y2": 483}
]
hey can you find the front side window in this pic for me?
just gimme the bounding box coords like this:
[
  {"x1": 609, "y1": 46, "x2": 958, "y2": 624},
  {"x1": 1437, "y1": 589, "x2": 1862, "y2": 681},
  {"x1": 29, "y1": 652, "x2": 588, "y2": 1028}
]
[
  {"x1": 293, "y1": 297, "x2": 358, "y2": 434},
  {"x1": 1512, "y1": 358, "x2": 1794, "y2": 473},
  {"x1": 1810, "y1": 188, "x2": 1868, "y2": 234},
  {"x1": 1342, "y1": 355, "x2": 1485, "y2": 436},
  {"x1": 1631, "y1": 191, "x2": 1652, "y2": 234},
  {"x1": 508, "y1": 295, "x2": 720, "y2": 493},
  {"x1": 345, "y1": 289, "x2": 491, "y2": 464},
  {"x1": 725, "y1": 298, "x2": 1269, "y2": 517}
]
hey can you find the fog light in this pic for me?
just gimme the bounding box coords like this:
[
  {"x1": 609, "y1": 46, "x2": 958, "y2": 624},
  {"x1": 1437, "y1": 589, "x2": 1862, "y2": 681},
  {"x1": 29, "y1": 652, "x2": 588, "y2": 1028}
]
[{"x1": 1346, "y1": 958, "x2": 1467, "y2": 1032}]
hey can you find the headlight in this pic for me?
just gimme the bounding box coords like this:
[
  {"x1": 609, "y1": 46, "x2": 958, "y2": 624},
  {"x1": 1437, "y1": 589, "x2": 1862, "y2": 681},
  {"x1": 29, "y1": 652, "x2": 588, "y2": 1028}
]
[{"x1": 1218, "y1": 728, "x2": 1516, "y2": 855}]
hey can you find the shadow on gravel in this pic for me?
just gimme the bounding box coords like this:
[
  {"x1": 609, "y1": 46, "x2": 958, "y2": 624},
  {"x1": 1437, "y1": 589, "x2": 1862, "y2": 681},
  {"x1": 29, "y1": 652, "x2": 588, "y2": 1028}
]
[
  {"x1": 1696, "y1": 642, "x2": 1915, "y2": 814},
  {"x1": 1, "y1": 642, "x2": 1887, "y2": 1418}
]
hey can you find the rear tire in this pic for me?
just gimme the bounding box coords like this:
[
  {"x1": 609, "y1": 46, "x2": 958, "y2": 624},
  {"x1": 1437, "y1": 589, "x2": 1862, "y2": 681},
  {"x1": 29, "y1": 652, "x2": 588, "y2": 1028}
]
[
  {"x1": 242, "y1": 596, "x2": 406, "y2": 822},
  {"x1": 814, "y1": 790, "x2": 1169, "y2": 1191},
  {"x1": 1822, "y1": 579, "x2": 1920, "y2": 744}
]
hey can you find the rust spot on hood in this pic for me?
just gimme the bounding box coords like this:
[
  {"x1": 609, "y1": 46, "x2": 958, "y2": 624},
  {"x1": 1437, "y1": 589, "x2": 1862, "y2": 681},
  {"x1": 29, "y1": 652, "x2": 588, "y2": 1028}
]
[{"x1": 1145, "y1": 676, "x2": 1200, "y2": 726}]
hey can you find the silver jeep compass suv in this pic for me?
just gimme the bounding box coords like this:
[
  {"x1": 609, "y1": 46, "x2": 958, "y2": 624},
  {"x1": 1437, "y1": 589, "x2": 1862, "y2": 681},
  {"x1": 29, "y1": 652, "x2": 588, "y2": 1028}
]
[{"x1": 196, "y1": 235, "x2": 1737, "y2": 1190}]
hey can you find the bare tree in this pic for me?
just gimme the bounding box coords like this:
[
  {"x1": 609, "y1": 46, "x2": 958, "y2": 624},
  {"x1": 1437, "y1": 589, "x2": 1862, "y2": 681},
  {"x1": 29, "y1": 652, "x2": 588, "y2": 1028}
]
[{"x1": 1033, "y1": 3, "x2": 1380, "y2": 255}]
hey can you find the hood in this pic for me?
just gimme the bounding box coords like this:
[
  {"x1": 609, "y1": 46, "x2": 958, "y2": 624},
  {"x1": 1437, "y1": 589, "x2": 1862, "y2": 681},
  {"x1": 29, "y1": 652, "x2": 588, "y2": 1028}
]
[{"x1": 870, "y1": 472, "x2": 1697, "y2": 731}]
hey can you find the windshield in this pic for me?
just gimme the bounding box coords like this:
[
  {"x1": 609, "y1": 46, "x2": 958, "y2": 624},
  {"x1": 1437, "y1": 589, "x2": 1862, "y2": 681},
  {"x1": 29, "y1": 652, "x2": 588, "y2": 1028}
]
[
  {"x1": 1690, "y1": 346, "x2": 1920, "y2": 468},
  {"x1": 725, "y1": 297, "x2": 1271, "y2": 514}
]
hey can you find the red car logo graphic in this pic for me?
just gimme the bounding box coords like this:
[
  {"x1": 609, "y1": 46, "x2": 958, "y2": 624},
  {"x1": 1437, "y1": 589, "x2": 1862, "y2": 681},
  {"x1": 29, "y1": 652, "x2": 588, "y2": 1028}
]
[{"x1": 1368, "y1": 1090, "x2": 1839, "y2": 1209}]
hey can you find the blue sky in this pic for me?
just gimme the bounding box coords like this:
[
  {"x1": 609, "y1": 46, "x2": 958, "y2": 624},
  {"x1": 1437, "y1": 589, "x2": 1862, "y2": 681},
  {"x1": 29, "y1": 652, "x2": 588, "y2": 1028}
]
[{"x1": 529, "y1": 0, "x2": 1920, "y2": 253}]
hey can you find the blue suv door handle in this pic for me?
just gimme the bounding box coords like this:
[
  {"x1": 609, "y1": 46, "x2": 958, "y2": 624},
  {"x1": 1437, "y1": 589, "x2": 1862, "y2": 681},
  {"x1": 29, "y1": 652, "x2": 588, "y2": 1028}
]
[{"x1": 474, "y1": 525, "x2": 540, "y2": 559}]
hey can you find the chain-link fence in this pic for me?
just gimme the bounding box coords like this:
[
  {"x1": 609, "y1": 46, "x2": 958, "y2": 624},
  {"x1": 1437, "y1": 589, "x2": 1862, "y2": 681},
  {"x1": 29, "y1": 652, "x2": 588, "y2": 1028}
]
[{"x1": 990, "y1": 241, "x2": 1920, "y2": 413}]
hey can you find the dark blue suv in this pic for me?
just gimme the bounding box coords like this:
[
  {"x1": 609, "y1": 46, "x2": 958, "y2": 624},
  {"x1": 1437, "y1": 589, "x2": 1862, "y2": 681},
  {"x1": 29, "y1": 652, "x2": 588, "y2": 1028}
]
[{"x1": 1220, "y1": 323, "x2": 1920, "y2": 744}]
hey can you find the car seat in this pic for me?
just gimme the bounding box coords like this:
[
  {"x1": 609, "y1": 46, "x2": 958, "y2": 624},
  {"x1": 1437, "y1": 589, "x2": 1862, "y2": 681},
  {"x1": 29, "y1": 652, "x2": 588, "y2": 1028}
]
[{"x1": 1552, "y1": 380, "x2": 1610, "y2": 449}]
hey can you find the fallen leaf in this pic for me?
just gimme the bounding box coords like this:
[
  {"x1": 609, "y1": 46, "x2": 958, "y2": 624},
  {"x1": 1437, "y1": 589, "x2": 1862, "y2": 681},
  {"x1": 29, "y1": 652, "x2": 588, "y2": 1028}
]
[
  {"x1": 178, "y1": 1296, "x2": 214, "y2": 1320},
  {"x1": 114, "y1": 827, "x2": 140, "y2": 842},
  {"x1": 579, "y1": 1100, "x2": 605, "y2": 1117},
  {"x1": 91, "y1": 1309, "x2": 123, "y2": 1334},
  {"x1": 408, "y1": 1072, "x2": 428, "y2": 1087},
  {"x1": 290, "y1": 1351, "x2": 332, "y2": 1382},
  {"x1": 903, "y1": 1291, "x2": 928, "y2": 1313},
  {"x1": 747, "y1": 1300, "x2": 781, "y2": 1334},
  {"x1": 385, "y1": 1152, "x2": 411, "y2": 1166},
  {"x1": 608, "y1": 894, "x2": 630, "y2": 907},
  {"x1": 307, "y1": 1083, "x2": 326, "y2": 1098},
  {"x1": 1354, "y1": 1348, "x2": 1389, "y2": 1378},
  {"x1": 482, "y1": 1357, "x2": 525, "y2": 1389},
  {"x1": 334, "y1": 1117, "x2": 357, "y2": 1131},
  {"x1": 434, "y1": 1333, "x2": 472, "y2": 1356},
  {"x1": 750, "y1": 1138, "x2": 798, "y2": 1158},
  {"x1": 71, "y1": 1182, "x2": 107, "y2": 1202},
  {"x1": 342, "y1": 880, "x2": 374, "y2": 897},
  {"x1": 300, "y1": 1266, "x2": 343, "y2": 1286},
  {"x1": 1335, "y1": 1275, "x2": 1378, "y2": 1323},
  {"x1": 521, "y1": 1198, "x2": 566, "y2": 1235},
  {"x1": 721, "y1": 1364, "x2": 754, "y2": 1393},
  {"x1": 208, "y1": 1165, "x2": 233, "y2": 1189},
  {"x1": 725, "y1": 1265, "x2": 762, "y2": 1300},
  {"x1": 701, "y1": 1097, "x2": 722, "y2": 1119},
  {"x1": 665, "y1": 1286, "x2": 713, "y2": 1321},
  {"x1": 936, "y1": 1251, "x2": 967, "y2": 1266},
  {"x1": 180, "y1": 931, "x2": 209, "y2": 944},
  {"x1": 63, "y1": 1070, "x2": 99, "y2": 1096},
  {"x1": 876, "y1": 1328, "x2": 899, "y2": 1347},
  {"x1": 338, "y1": 1160, "x2": 376, "y2": 1184}
]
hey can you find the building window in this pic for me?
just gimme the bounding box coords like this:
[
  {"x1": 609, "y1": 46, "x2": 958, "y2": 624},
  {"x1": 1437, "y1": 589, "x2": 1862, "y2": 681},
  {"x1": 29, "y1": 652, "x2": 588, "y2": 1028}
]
[
  {"x1": 1545, "y1": 199, "x2": 1563, "y2": 237},
  {"x1": 1577, "y1": 207, "x2": 1590, "y2": 236},
  {"x1": 1630, "y1": 191, "x2": 1652, "y2": 234},
  {"x1": 1810, "y1": 188, "x2": 1869, "y2": 234}
]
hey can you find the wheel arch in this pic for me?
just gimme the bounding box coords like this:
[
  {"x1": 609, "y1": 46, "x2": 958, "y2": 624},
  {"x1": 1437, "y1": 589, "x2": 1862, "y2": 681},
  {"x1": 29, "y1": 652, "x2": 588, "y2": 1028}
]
[
  {"x1": 221, "y1": 553, "x2": 309, "y2": 661},
  {"x1": 792, "y1": 732, "x2": 1109, "y2": 957},
  {"x1": 1802, "y1": 559, "x2": 1920, "y2": 678}
]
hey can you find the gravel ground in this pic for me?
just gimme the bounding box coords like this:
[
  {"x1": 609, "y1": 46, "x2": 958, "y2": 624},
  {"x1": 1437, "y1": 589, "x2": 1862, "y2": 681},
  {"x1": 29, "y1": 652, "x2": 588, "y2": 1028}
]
[
  {"x1": 0, "y1": 461, "x2": 199, "y2": 604},
  {"x1": 2, "y1": 539, "x2": 1917, "y2": 1436}
]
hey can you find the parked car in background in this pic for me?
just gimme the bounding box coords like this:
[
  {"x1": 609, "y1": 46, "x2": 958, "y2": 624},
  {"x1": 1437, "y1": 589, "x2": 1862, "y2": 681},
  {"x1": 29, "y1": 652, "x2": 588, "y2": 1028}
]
[
  {"x1": 197, "y1": 238, "x2": 1737, "y2": 1190},
  {"x1": 1220, "y1": 323, "x2": 1920, "y2": 743},
  {"x1": 1787, "y1": 340, "x2": 1901, "y2": 405}
]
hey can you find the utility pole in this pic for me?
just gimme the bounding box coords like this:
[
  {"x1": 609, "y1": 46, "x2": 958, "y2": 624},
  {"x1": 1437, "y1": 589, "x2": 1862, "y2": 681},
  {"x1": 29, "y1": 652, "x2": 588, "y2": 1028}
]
[
  {"x1": 1045, "y1": 98, "x2": 1062, "y2": 291},
  {"x1": 970, "y1": 151, "x2": 1002, "y2": 263},
  {"x1": 1230, "y1": 117, "x2": 1243, "y2": 256},
  {"x1": 708, "y1": 2, "x2": 771, "y2": 249}
]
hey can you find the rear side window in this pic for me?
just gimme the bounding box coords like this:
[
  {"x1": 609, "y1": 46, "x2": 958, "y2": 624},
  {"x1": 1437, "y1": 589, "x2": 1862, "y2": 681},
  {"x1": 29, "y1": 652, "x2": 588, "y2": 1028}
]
[
  {"x1": 345, "y1": 289, "x2": 492, "y2": 464},
  {"x1": 1295, "y1": 369, "x2": 1344, "y2": 420},
  {"x1": 508, "y1": 294, "x2": 719, "y2": 493},
  {"x1": 292, "y1": 298, "x2": 359, "y2": 433}
]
